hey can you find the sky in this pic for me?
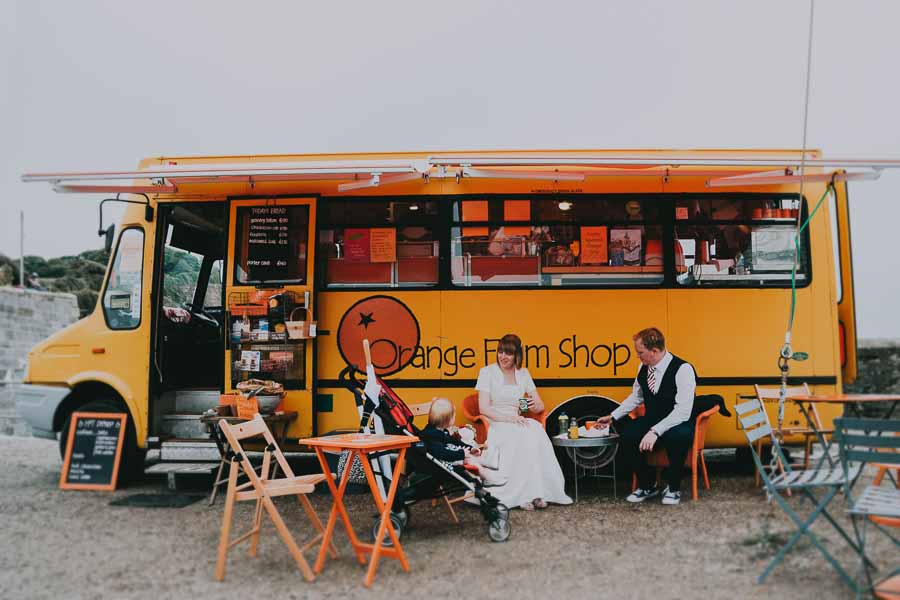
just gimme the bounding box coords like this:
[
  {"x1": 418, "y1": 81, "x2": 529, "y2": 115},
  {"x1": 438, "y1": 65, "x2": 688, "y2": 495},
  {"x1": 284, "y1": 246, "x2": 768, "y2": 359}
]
[{"x1": 3, "y1": 1, "x2": 899, "y2": 338}]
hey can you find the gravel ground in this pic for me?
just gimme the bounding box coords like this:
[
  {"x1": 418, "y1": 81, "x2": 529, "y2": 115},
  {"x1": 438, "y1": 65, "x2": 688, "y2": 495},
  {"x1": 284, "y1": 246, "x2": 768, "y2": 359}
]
[{"x1": 1, "y1": 436, "x2": 893, "y2": 600}]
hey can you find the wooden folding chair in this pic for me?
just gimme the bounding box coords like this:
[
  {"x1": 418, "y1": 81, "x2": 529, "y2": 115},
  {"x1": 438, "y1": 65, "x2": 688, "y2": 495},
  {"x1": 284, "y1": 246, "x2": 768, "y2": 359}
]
[
  {"x1": 215, "y1": 414, "x2": 337, "y2": 582},
  {"x1": 753, "y1": 383, "x2": 832, "y2": 485},
  {"x1": 833, "y1": 417, "x2": 900, "y2": 596},
  {"x1": 735, "y1": 398, "x2": 868, "y2": 591},
  {"x1": 409, "y1": 399, "x2": 472, "y2": 525}
]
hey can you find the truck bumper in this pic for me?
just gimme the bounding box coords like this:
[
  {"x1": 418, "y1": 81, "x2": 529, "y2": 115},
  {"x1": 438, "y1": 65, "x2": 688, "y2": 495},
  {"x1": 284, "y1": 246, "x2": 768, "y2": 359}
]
[{"x1": 16, "y1": 384, "x2": 70, "y2": 439}]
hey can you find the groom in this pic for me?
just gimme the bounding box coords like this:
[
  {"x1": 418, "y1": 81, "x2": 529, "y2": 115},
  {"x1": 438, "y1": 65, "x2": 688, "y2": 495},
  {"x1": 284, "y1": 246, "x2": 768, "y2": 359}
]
[{"x1": 596, "y1": 327, "x2": 696, "y2": 505}]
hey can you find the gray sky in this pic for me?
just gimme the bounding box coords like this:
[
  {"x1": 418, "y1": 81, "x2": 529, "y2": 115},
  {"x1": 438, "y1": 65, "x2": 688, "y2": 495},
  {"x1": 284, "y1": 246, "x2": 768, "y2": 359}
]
[{"x1": 3, "y1": 1, "x2": 899, "y2": 338}]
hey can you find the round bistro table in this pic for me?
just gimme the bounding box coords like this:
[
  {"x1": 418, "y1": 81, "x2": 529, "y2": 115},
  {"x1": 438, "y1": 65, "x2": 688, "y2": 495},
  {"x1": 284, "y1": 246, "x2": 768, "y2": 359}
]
[{"x1": 551, "y1": 433, "x2": 620, "y2": 502}]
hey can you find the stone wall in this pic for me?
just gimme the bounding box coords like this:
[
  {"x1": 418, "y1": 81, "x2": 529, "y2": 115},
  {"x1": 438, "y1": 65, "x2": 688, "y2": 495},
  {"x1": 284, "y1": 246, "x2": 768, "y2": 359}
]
[
  {"x1": 0, "y1": 288, "x2": 80, "y2": 435},
  {"x1": 845, "y1": 339, "x2": 900, "y2": 416}
]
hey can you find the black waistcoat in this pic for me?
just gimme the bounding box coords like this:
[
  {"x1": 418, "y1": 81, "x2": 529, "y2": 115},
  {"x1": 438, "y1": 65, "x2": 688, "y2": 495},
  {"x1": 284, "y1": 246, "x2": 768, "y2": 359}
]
[{"x1": 638, "y1": 354, "x2": 693, "y2": 423}]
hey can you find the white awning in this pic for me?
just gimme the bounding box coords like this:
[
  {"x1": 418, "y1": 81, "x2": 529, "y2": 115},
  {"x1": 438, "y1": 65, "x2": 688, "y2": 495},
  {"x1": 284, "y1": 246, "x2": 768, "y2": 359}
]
[{"x1": 21, "y1": 154, "x2": 900, "y2": 194}]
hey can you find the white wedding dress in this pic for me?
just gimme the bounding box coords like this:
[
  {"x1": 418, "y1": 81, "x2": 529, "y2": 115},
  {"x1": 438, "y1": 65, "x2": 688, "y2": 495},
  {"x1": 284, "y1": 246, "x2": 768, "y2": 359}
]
[{"x1": 483, "y1": 381, "x2": 572, "y2": 508}]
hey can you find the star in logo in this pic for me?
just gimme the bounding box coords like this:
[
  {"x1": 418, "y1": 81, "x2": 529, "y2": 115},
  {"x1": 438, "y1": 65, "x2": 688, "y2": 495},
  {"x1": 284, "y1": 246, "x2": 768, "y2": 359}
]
[{"x1": 357, "y1": 311, "x2": 375, "y2": 329}]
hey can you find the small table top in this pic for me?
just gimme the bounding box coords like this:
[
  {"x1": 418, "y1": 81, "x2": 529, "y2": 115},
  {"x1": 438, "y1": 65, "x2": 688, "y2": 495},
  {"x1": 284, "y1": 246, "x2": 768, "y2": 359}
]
[
  {"x1": 551, "y1": 433, "x2": 620, "y2": 448},
  {"x1": 301, "y1": 433, "x2": 418, "y2": 451},
  {"x1": 200, "y1": 410, "x2": 298, "y2": 424},
  {"x1": 789, "y1": 394, "x2": 900, "y2": 404}
]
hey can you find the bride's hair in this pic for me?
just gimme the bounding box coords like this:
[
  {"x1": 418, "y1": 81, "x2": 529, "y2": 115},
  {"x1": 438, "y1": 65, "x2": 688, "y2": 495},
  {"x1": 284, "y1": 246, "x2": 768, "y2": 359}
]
[{"x1": 497, "y1": 333, "x2": 524, "y2": 369}]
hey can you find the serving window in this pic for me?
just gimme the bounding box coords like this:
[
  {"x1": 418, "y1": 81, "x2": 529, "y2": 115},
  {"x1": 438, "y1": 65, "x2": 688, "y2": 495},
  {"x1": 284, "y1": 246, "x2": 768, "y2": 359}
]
[
  {"x1": 451, "y1": 197, "x2": 664, "y2": 287},
  {"x1": 319, "y1": 199, "x2": 440, "y2": 288},
  {"x1": 673, "y1": 196, "x2": 810, "y2": 287}
]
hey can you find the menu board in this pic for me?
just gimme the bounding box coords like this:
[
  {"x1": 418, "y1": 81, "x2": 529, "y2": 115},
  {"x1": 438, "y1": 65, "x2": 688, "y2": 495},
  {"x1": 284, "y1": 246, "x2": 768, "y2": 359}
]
[
  {"x1": 580, "y1": 226, "x2": 609, "y2": 265},
  {"x1": 344, "y1": 228, "x2": 371, "y2": 262},
  {"x1": 369, "y1": 228, "x2": 397, "y2": 263},
  {"x1": 60, "y1": 412, "x2": 127, "y2": 491},
  {"x1": 246, "y1": 206, "x2": 291, "y2": 281}
]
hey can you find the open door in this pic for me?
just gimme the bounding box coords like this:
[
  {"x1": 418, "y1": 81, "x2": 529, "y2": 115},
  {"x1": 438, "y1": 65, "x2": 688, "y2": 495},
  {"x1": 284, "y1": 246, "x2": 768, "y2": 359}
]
[
  {"x1": 832, "y1": 177, "x2": 858, "y2": 384},
  {"x1": 226, "y1": 197, "x2": 317, "y2": 439}
]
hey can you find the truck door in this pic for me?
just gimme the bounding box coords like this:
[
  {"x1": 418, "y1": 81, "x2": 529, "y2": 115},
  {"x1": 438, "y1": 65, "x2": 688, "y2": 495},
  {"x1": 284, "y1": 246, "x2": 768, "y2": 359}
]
[
  {"x1": 226, "y1": 197, "x2": 317, "y2": 438},
  {"x1": 831, "y1": 178, "x2": 858, "y2": 384}
]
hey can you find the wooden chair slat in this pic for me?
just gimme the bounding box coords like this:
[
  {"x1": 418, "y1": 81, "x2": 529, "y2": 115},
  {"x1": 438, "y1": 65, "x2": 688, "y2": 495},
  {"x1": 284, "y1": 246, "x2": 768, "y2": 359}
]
[{"x1": 221, "y1": 417, "x2": 270, "y2": 440}]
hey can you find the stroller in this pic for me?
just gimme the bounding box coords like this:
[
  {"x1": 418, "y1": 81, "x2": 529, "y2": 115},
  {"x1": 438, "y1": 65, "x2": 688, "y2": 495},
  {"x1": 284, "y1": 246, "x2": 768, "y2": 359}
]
[{"x1": 340, "y1": 364, "x2": 511, "y2": 543}]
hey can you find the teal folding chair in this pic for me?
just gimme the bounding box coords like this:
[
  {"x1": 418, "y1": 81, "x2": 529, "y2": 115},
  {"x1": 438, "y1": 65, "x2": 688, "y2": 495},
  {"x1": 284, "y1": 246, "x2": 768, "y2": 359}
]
[
  {"x1": 833, "y1": 417, "x2": 900, "y2": 596},
  {"x1": 735, "y1": 398, "x2": 866, "y2": 590}
]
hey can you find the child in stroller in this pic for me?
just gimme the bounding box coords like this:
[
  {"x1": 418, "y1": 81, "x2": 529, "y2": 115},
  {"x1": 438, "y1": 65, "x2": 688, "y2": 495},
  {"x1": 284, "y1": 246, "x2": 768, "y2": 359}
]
[
  {"x1": 421, "y1": 398, "x2": 506, "y2": 487},
  {"x1": 340, "y1": 366, "x2": 512, "y2": 542}
]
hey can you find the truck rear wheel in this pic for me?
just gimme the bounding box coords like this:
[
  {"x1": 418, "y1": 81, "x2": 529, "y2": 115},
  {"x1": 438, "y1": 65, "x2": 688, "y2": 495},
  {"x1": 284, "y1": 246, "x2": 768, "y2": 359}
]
[{"x1": 58, "y1": 399, "x2": 145, "y2": 484}]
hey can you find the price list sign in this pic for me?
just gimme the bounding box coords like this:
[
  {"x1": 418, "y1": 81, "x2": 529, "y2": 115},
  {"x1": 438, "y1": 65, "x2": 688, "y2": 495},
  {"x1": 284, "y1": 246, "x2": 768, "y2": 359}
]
[
  {"x1": 246, "y1": 206, "x2": 292, "y2": 281},
  {"x1": 60, "y1": 412, "x2": 127, "y2": 491}
]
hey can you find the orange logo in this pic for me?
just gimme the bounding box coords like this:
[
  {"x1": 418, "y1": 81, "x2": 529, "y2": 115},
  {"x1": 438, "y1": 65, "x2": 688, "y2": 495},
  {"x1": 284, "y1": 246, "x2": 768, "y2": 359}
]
[{"x1": 336, "y1": 295, "x2": 421, "y2": 376}]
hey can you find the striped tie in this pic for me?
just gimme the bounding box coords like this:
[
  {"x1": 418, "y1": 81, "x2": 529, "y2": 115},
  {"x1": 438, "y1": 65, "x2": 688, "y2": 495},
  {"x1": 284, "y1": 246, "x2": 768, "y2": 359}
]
[{"x1": 647, "y1": 366, "x2": 657, "y2": 394}]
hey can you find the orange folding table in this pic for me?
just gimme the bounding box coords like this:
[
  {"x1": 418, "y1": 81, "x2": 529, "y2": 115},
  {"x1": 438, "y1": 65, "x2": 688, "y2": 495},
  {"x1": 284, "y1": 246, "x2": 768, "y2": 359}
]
[
  {"x1": 301, "y1": 433, "x2": 417, "y2": 587},
  {"x1": 789, "y1": 393, "x2": 900, "y2": 419},
  {"x1": 788, "y1": 394, "x2": 900, "y2": 470}
]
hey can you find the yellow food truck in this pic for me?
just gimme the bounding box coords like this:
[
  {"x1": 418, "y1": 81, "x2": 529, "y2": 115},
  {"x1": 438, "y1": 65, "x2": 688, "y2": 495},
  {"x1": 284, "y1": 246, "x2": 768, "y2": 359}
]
[{"x1": 18, "y1": 149, "x2": 861, "y2": 480}]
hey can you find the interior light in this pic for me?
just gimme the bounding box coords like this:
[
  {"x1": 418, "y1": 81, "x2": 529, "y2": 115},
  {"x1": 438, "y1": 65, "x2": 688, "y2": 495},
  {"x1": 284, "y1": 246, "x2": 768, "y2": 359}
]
[
  {"x1": 558, "y1": 201, "x2": 573, "y2": 211},
  {"x1": 409, "y1": 204, "x2": 419, "y2": 211}
]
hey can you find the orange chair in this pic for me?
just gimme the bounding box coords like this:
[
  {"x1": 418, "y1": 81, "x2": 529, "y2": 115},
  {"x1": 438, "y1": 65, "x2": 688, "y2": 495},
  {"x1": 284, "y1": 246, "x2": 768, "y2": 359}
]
[
  {"x1": 630, "y1": 405, "x2": 721, "y2": 501},
  {"x1": 461, "y1": 393, "x2": 547, "y2": 444}
]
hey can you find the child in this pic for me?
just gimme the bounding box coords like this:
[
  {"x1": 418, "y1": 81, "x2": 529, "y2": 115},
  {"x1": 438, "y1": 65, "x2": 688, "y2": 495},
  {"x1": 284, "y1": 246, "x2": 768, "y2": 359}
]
[{"x1": 422, "y1": 397, "x2": 505, "y2": 487}]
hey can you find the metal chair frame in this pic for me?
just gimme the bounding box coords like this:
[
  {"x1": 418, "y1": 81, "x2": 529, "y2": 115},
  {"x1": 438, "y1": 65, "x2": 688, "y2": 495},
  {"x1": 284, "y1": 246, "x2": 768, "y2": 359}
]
[
  {"x1": 833, "y1": 417, "x2": 900, "y2": 597},
  {"x1": 735, "y1": 398, "x2": 868, "y2": 590}
]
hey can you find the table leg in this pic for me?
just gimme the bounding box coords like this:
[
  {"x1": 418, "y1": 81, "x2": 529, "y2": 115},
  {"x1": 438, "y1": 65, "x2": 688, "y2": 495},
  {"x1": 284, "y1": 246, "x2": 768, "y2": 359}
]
[
  {"x1": 313, "y1": 448, "x2": 366, "y2": 574},
  {"x1": 208, "y1": 458, "x2": 226, "y2": 506},
  {"x1": 359, "y1": 448, "x2": 410, "y2": 587},
  {"x1": 574, "y1": 448, "x2": 579, "y2": 503},
  {"x1": 797, "y1": 402, "x2": 834, "y2": 469},
  {"x1": 612, "y1": 457, "x2": 617, "y2": 499}
]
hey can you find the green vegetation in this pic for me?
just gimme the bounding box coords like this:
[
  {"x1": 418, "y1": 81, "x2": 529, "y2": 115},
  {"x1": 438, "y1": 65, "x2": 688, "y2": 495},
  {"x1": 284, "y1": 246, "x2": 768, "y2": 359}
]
[
  {"x1": 0, "y1": 250, "x2": 110, "y2": 317},
  {"x1": 0, "y1": 246, "x2": 223, "y2": 319}
]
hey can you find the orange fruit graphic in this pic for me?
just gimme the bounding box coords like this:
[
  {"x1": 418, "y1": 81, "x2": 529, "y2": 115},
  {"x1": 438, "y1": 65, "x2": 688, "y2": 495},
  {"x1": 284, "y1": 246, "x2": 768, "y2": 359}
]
[{"x1": 337, "y1": 295, "x2": 420, "y2": 376}]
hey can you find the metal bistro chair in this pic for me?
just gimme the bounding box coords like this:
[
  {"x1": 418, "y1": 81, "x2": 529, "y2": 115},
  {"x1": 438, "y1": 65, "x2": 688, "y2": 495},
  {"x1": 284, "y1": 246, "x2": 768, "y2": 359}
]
[
  {"x1": 833, "y1": 417, "x2": 900, "y2": 597},
  {"x1": 735, "y1": 398, "x2": 867, "y2": 590}
]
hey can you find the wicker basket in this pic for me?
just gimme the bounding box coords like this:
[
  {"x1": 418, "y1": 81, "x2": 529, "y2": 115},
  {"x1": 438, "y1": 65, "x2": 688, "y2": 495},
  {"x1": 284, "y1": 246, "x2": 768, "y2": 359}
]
[{"x1": 286, "y1": 307, "x2": 316, "y2": 339}]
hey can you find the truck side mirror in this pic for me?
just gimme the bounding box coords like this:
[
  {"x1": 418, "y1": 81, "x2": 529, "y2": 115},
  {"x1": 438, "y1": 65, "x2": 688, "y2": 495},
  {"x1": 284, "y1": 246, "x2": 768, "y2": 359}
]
[{"x1": 103, "y1": 225, "x2": 116, "y2": 253}]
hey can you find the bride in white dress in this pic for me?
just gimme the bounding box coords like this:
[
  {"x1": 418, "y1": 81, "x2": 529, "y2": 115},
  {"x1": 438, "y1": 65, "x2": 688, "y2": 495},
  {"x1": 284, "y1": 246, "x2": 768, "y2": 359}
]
[{"x1": 475, "y1": 334, "x2": 572, "y2": 510}]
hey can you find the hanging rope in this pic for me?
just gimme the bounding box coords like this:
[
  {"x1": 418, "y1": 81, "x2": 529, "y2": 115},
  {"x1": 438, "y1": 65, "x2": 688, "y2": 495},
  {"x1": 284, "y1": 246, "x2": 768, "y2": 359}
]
[{"x1": 777, "y1": 0, "x2": 818, "y2": 437}]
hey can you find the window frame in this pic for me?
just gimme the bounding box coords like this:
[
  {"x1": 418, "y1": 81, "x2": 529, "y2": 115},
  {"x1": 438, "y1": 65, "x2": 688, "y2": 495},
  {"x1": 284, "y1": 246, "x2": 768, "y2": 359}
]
[
  {"x1": 448, "y1": 194, "x2": 667, "y2": 289},
  {"x1": 315, "y1": 192, "x2": 814, "y2": 292},
  {"x1": 101, "y1": 226, "x2": 145, "y2": 331},
  {"x1": 232, "y1": 203, "x2": 311, "y2": 287},
  {"x1": 317, "y1": 195, "x2": 446, "y2": 291}
]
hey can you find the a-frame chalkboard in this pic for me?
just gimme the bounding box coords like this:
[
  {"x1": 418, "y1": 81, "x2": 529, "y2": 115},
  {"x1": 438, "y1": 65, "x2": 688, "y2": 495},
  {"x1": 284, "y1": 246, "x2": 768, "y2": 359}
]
[{"x1": 59, "y1": 412, "x2": 127, "y2": 491}]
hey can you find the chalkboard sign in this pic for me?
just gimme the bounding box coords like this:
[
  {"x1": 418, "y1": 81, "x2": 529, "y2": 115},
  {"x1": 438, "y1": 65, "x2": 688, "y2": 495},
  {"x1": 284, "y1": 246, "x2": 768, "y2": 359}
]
[
  {"x1": 246, "y1": 206, "x2": 292, "y2": 281},
  {"x1": 234, "y1": 203, "x2": 310, "y2": 285},
  {"x1": 59, "y1": 412, "x2": 127, "y2": 491}
]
